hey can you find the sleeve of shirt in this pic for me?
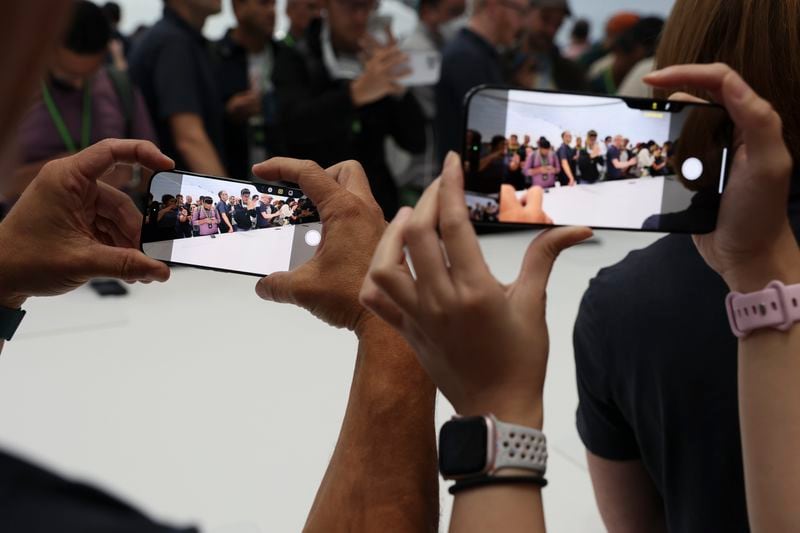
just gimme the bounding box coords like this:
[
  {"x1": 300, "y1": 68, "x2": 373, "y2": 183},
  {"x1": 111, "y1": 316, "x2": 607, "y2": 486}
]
[
  {"x1": 152, "y1": 38, "x2": 204, "y2": 120},
  {"x1": 573, "y1": 278, "x2": 641, "y2": 460}
]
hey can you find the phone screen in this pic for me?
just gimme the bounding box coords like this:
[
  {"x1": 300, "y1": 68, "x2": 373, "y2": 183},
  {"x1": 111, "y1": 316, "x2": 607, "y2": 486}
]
[
  {"x1": 462, "y1": 88, "x2": 733, "y2": 233},
  {"x1": 141, "y1": 171, "x2": 321, "y2": 276}
]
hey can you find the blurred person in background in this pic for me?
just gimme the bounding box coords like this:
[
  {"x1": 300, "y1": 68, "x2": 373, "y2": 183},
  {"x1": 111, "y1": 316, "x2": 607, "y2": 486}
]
[
  {"x1": 10, "y1": 0, "x2": 155, "y2": 201},
  {"x1": 214, "y1": 0, "x2": 288, "y2": 180},
  {"x1": 283, "y1": 0, "x2": 321, "y2": 48},
  {"x1": 574, "y1": 1, "x2": 800, "y2": 532},
  {"x1": 511, "y1": 0, "x2": 587, "y2": 92},
  {"x1": 272, "y1": 0, "x2": 426, "y2": 218},
  {"x1": 582, "y1": 11, "x2": 640, "y2": 79},
  {"x1": 130, "y1": 0, "x2": 228, "y2": 177},
  {"x1": 102, "y1": 2, "x2": 130, "y2": 71},
  {"x1": 563, "y1": 18, "x2": 590, "y2": 60},
  {"x1": 589, "y1": 16, "x2": 664, "y2": 95},
  {"x1": 435, "y1": 0, "x2": 527, "y2": 160},
  {"x1": 394, "y1": 0, "x2": 466, "y2": 192}
]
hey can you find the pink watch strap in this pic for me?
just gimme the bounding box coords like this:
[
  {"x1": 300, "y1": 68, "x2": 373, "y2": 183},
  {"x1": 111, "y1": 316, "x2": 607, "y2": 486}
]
[{"x1": 726, "y1": 281, "x2": 800, "y2": 338}]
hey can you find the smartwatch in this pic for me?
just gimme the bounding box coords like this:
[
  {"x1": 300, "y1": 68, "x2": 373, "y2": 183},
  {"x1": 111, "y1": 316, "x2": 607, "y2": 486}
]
[
  {"x1": 438, "y1": 414, "x2": 547, "y2": 480},
  {"x1": 0, "y1": 305, "x2": 26, "y2": 342},
  {"x1": 727, "y1": 281, "x2": 800, "y2": 338}
]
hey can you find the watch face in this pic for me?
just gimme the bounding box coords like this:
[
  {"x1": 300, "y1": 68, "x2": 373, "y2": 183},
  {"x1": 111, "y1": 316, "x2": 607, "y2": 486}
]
[{"x1": 439, "y1": 416, "x2": 489, "y2": 477}]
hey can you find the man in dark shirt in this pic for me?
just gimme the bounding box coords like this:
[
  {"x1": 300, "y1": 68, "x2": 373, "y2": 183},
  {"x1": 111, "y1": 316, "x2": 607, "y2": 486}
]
[
  {"x1": 216, "y1": 190, "x2": 235, "y2": 233},
  {"x1": 511, "y1": 0, "x2": 587, "y2": 93},
  {"x1": 233, "y1": 188, "x2": 254, "y2": 231},
  {"x1": 130, "y1": 0, "x2": 227, "y2": 176},
  {"x1": 556, "y1": 130, "x2": 576, "y2": 186},
  {"x1": 604, "y1": 134, "x2": 636, "y2": 181},
  {"x1": 435, "y1": 0, "x2": 528, "y2": 161},
  {"x1": 214, "y1": 0, "x2": 287, "y2": 180},
  {"x1": 574, "y1": 176, "x2": 800, "y2": 531},
  {"x1": 272, "y1": 0, "x2": 426, "y2": 218}
]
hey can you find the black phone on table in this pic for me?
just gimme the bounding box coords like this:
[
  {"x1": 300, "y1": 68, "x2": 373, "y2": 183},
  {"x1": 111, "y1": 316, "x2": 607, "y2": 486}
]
[
  {"x1": 140, "y1": 171, "x2": 321, "y2": 277},
  {"x1": 462, "y1": 86, "x2": 734, "y2": 234}
]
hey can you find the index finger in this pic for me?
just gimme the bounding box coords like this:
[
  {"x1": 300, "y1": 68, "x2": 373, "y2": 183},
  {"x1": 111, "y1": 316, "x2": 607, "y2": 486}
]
[
  {"x1": 73, "y1": 139, "x2": 174, "y2": 182},
  {"x1": 437, "y1": 152, "x2": 492, "y2": 285},
  {"x1": 253, "y1": 157, "x2": 340, "y2": 206},
  {"x1": 644, "y1": 63, "x2": 785, "y2": 155},
  {"x1": 324, "y1": 160, "x2": 376, "y2": 205}
]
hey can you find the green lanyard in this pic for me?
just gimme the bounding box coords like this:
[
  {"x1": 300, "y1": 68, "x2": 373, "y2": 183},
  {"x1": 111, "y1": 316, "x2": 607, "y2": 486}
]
[{"x1": 41, "y1": 81, "x2": 92, "y2": 153}]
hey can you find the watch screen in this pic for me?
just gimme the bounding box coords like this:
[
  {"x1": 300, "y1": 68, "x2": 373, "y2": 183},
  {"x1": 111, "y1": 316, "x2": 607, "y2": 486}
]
[{"x1": 439, "y1": 417, "x2": 489, "y2": 477}]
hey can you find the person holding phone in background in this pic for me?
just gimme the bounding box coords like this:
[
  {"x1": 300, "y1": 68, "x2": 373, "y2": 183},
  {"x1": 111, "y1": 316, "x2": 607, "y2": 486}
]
[
  {"x1": 524, "y1": 137, "x2": 560, "y2": 188},
  {"x1": 360, "y1": 62, "x2": 800, "y2": 532},
  {"x1": 192, "y1": 196, "x2": 220, "y2": 236}
]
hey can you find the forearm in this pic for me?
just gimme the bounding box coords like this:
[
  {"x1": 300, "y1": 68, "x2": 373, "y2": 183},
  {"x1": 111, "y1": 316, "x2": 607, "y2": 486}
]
[
  {"x1": 731, "y1": 242, "x2": 800, "y2": 533},
  {"x1": 176, "y1": 133, "x2": 226, "y2": 176},
  {"x1": 739, "y1": 326, "x2": 800, "y2": 533},
  {"x1": 304, "y1": 316, "x2": 439, "y2": 533}
]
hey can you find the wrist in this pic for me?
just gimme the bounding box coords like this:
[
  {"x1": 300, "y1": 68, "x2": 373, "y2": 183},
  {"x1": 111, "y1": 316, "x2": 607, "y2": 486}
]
[
  {"x1": 723, "y1": 238, "x2": 800, "y2": 293},
  {"x1": 457, "y1": 396, "x2": 544, "y2": 429},
  {"x1": 0, "y1": 294, "x2": 27, "y2": 310},
  {"x1": 349, "y1": 79, "x2": 366, "y2": 108}
]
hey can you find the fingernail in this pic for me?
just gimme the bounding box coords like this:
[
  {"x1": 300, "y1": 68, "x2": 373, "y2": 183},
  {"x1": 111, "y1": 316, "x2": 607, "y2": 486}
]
[{"x1": 444, "y1": 151, "x2": 460, "y2": 167}]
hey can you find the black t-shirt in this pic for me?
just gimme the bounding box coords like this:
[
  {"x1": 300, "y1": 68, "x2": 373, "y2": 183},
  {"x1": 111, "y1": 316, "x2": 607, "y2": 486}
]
[
  {"x1": 129, "y1": 7, "x2": 225, "y2": 171},
  {"x1": 255, "y1": 203, "x2": 274, "y2": 228},
  {"x1": 233, "y1": 201, "x2": 252, "y2": 230},
  {"x1": 0, "y1": 449, "x2": 196, "y2": 533},
  {"x1": 605, "y1": 145, "x2": 623, "y2": 180},
  {"x1": 557, "y1": 143, "x2": 576, "y2": 183},
  {"x1": 435, "y1": 28, "x2": 504, "y2": 161},
  {"x1": 574, "y1": 180, "x2": 800, "y2": 533}
]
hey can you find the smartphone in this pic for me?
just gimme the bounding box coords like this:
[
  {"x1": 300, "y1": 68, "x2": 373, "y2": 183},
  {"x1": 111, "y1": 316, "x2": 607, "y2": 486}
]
[
  {"x1": 398, "y1": 50, "x2": 441, "y2": 87},
  {"x1": 141, "y1": 171, "x2": 321, "y2": 277},
  {"x1": 462, "y1": 86, "x2": 734, "y2": 233}
]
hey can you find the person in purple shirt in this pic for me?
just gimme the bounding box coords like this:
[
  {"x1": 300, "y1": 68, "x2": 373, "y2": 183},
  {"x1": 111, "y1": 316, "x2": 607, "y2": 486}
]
[
  {"x1": 192, "y1": 197, "x2": 220, "y2": 236},
  {"x1": 11, "y1": 1, "x2": 156, "y2": 198},
  {"x1": 524, "y1": 138, "x2": 561, "y2": 188}
]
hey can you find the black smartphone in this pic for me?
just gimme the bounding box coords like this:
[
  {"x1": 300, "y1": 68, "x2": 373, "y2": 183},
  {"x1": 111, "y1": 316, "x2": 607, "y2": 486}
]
[
  {"x1": 462, "y1": 86, "x2": 734, "y2": 234},
  {"x1": 140, "y1": 170, "x2": 321, "y2": 277}
]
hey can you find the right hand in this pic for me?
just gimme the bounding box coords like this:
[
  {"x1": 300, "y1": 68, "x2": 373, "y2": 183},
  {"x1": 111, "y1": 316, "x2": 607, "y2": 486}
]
[
  {"x1": 645, "y1": 64, "x2": 800, "y2": 292},
  {"x1": 350, "y1": 38, "x2": 410, "y2": 107},
  {"x1": 253, "y1": 158, "x2": 386, "y2": 333},
  {"x1": 226, "y1": 89, "x2": 262, "y2": 123}
]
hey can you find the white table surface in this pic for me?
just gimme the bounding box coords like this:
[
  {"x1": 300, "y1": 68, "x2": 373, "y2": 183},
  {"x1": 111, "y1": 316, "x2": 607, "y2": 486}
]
[{"x1": 0, "y1": 228, "x2": 662, "y2": 532}]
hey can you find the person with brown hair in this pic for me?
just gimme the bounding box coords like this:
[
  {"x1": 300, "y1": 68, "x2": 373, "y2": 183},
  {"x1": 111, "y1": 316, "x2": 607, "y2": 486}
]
[{"x1": 572, "y1": 1, "x2": 800, "y2": 532}]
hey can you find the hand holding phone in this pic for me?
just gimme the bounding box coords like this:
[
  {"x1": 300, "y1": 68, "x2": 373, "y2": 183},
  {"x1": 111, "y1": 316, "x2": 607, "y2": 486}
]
[{"x1": 463, "y1": 87, "x2": 734, "y2": 233}]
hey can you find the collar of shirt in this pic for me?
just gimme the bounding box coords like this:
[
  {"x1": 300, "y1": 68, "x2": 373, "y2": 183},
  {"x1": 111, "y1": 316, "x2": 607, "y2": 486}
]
[
  {"x1": 321, "y1": 21, "x2": 363, "y2": 80},
  {"x1": 163, "y1": 6, "x2": 207, "y2": 45},
  {"x1": 459, "y1": 28, "x2": 500, "y2": 60}
]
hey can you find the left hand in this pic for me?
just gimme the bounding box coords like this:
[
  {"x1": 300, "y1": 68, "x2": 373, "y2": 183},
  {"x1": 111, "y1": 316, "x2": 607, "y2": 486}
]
[
  {"x1": 360, "y1": 153, "x2": 592, "y2": 426},
  {"x1": 0, "y1": 140, "x2": 173, "y2": 308}
]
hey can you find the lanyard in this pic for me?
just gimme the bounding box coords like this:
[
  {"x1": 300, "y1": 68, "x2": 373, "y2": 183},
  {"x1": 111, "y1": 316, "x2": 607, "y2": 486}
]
[{"x1": 41, "y1": 81, "x2": 92, "y2": 154}]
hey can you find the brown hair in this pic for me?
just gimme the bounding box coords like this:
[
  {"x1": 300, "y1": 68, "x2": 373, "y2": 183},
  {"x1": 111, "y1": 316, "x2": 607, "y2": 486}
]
[{"x1": 655, "y1": 0, "x2": 800, "y2": 162}]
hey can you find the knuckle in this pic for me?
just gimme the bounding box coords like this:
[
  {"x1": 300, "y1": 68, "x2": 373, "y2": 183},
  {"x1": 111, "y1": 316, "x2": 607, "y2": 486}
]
[{"x1": 403, "y1": 220, "x2": 430, "y2": 243}]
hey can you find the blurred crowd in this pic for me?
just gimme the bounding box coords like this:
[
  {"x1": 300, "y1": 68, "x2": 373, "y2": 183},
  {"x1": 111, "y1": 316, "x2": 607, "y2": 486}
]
[
  {"x1": 5, "y1": 0, "x2": 666, "y2": 220},
  {"x1": 471, "y1": 130, "x2": 675, "y2": 192}
]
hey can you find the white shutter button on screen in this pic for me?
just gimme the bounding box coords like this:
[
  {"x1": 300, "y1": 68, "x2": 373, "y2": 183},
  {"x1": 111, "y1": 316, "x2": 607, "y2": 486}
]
[
  {"x1": 305, "y1": 229, "x2": 322, "y2": 247},
  {"x1": 682, "y1": 158, "x2": 704, "y2": 181}
]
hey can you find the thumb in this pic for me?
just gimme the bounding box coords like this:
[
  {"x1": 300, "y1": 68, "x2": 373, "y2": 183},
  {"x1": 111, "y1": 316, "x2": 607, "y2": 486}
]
[
  {"x1": 517, "y1": 227, "x2": 593, "y2": 293},
  {"x1": 255, "y1": 271, "x2": 296, "y2": 304},
  {"x1": 87, "y1": 246, "x2": 171, "y2": 283}
]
